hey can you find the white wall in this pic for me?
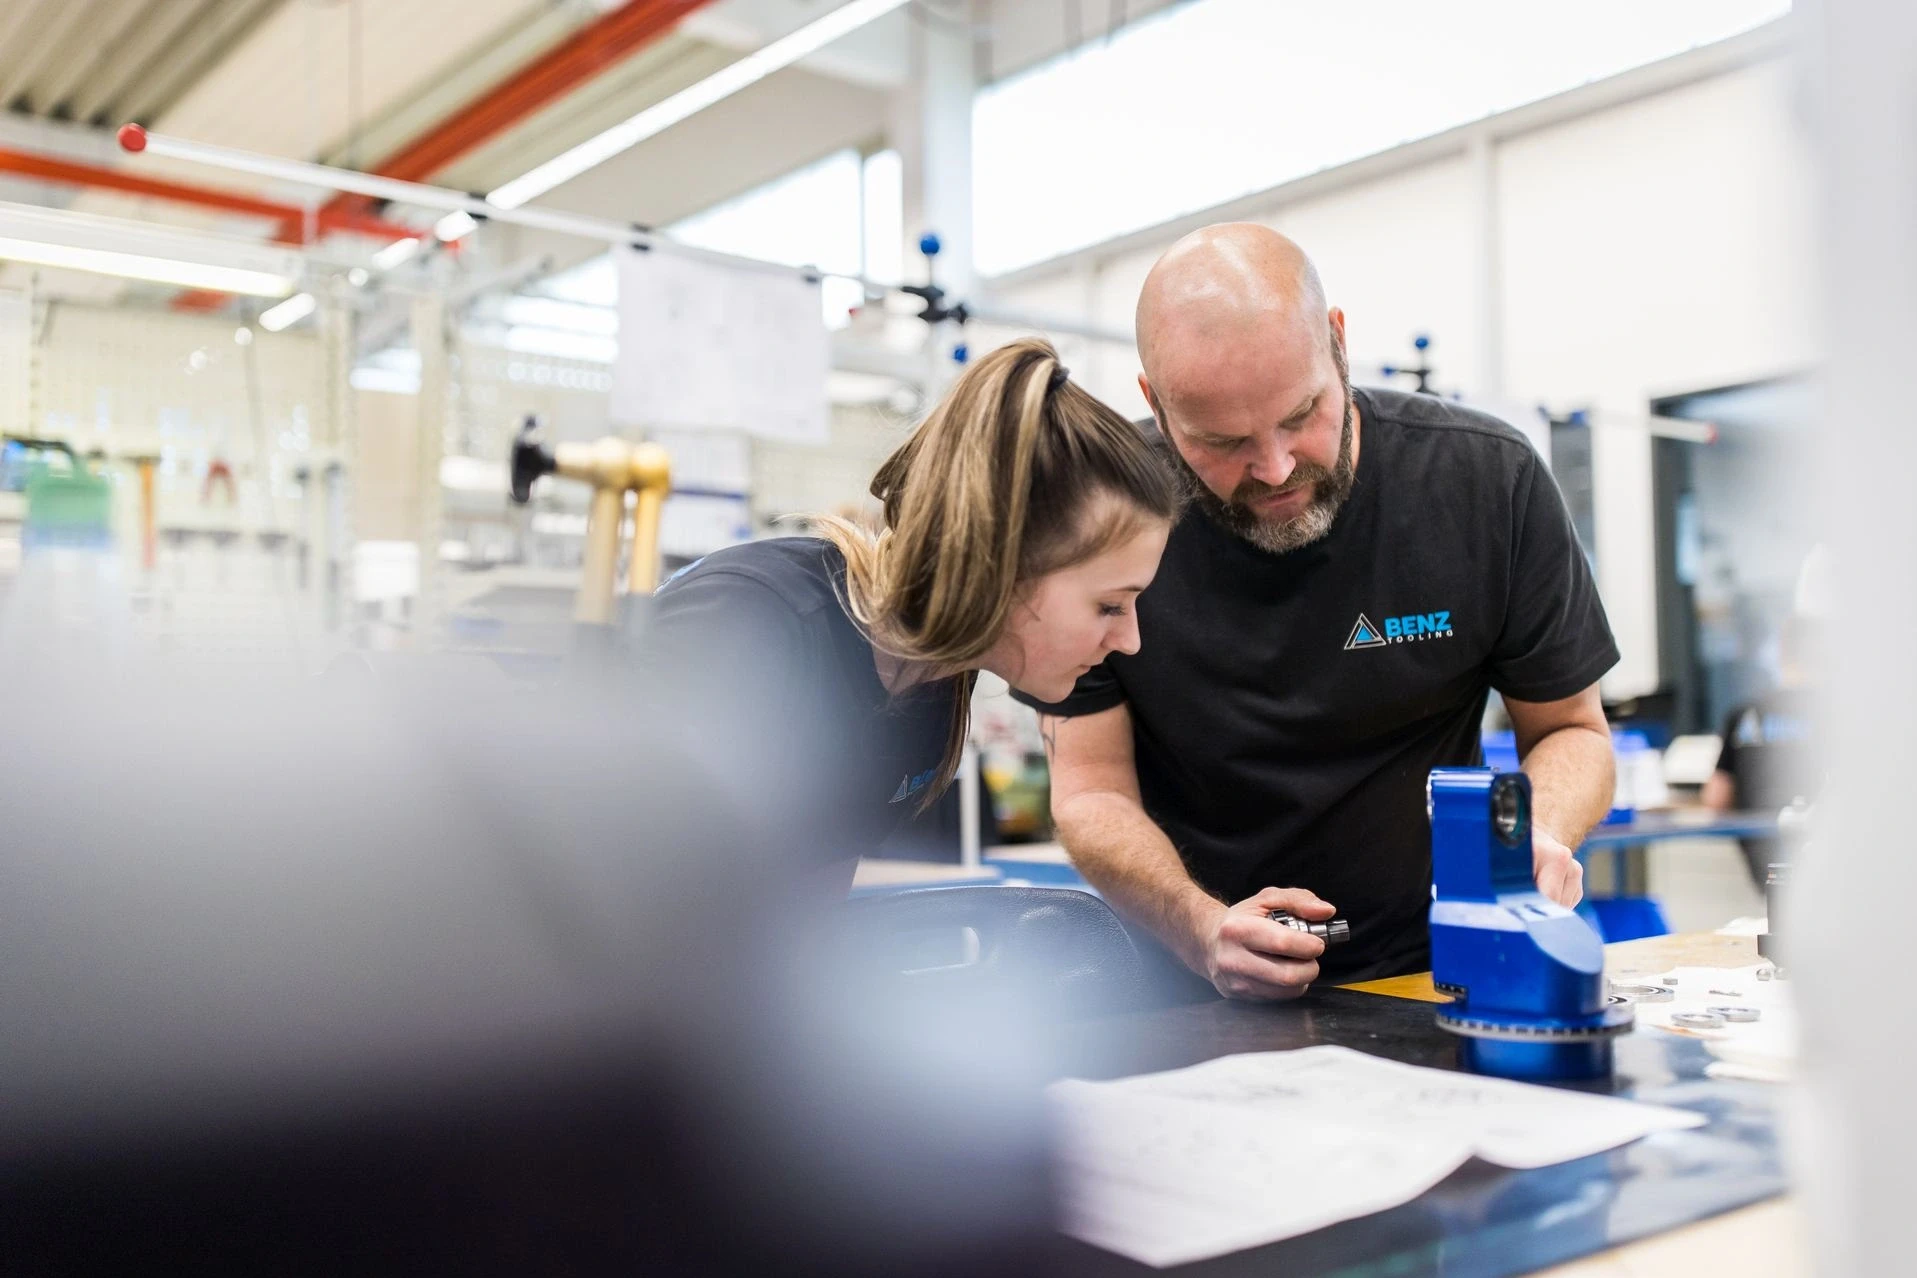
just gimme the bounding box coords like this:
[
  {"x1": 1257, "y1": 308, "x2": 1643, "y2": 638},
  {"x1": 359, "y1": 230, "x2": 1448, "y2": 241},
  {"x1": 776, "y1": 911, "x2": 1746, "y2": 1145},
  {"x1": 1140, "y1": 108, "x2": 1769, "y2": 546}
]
[
  {"x1": 1494, "y1": 60, "x2": 1816, "y2": 696},
  {"x1": 1005, "y1": 153, "x2": 1484, "y2": 420},
  {"x1": 982, "y1": 50, "x2": 1816, "y2": 699}
]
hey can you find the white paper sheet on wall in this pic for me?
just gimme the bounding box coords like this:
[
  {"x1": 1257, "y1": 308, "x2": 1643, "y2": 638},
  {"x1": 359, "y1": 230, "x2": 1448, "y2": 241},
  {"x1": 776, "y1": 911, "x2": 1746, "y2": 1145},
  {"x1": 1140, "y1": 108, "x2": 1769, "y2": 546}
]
[
  {"x1": 1049, "y1": 1044, "x2": 1705, "y2": 1268},
  {"x1": 612, "y1": 246, "x2": 829, "y2": 445}
]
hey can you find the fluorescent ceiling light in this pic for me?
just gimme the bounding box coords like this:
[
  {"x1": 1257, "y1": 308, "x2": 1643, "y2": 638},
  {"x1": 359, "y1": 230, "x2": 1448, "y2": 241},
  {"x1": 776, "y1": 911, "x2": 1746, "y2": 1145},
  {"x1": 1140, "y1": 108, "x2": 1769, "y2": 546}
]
[
  {"x1": 434, "y1": 209, "x2": 477, "y2": 242},
  {"x1": 0, "y1": 200, "x2": 300, "y2": 297},
  {"x1": 372, "y1": 237, "x2": 421, "y2": 269},
  {"x1": 0, "y1": 236, "x2": 296, "y2": 296},
  {"x1": 486, "y1": 0, "x2": 912, "y2": 210},
  {"x1": 259, "y1": 292, "x2": 317, "y2": 332}
]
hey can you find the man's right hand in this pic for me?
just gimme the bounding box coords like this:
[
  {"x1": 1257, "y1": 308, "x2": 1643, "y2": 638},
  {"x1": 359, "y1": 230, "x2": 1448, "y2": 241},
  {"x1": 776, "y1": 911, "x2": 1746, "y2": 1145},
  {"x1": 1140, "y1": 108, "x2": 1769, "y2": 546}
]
[{"x1": 1185, "y1": 886, "x2": 1338, "y2": 1001}]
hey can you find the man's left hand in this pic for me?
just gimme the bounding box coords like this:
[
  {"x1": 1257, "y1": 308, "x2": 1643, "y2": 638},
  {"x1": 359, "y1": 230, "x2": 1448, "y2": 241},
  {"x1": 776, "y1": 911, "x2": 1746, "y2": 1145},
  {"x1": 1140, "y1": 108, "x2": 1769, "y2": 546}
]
[{"x1": 1534, "y1": 829, "x2": 1583, "y2": 907}]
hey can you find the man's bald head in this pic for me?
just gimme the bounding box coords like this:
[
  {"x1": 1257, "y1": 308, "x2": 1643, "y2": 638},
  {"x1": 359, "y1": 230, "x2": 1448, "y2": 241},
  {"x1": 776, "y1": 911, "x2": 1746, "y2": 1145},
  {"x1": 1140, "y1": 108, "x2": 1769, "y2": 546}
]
[
  {"x1": 1133, "y1": 224, "x2": 1358, "y2": 557},
  {"x1": 1135, "y1": 223, "x2": 1329, "y2": 395}
]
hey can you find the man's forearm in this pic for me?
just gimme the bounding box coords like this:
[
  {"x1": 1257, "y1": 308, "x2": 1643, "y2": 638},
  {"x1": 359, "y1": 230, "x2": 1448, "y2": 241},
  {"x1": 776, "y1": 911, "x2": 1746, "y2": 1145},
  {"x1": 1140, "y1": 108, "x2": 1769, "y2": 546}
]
[
  {"x1": 1522, "y1": 724, "x2": 1615, "y2": 848},
  {"x1": 1053, "y1": 792, "x2": 1221, "y2": 972}
]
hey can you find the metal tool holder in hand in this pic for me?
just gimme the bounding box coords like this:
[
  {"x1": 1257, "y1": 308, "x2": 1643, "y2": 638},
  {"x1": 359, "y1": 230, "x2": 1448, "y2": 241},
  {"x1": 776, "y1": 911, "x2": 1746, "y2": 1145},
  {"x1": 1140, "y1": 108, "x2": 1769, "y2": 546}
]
[
  {"x1": 1267, "y1": 909, "x2": 1352, "y2": 946},
  {"x1": 1427, "y1": 768, "x2": 1633, "y2": 1080},
  {"x1": 509, "y1": 416, "x2": 672, "y2": 629}
]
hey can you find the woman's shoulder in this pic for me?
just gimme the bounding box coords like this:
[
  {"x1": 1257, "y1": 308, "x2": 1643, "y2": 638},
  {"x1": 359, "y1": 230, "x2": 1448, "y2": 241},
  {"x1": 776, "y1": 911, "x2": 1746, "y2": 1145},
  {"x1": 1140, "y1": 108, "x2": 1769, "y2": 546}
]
[{"x1": 658, "y1": 536, "x2": 845, "y2": 618}]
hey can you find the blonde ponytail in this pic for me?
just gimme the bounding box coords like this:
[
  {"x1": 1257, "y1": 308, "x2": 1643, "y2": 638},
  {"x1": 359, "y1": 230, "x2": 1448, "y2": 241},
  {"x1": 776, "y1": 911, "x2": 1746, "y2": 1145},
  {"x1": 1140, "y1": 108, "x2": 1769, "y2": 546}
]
[{"x1": 816, "y1": 337, "x2": 1181, "y2": 802}]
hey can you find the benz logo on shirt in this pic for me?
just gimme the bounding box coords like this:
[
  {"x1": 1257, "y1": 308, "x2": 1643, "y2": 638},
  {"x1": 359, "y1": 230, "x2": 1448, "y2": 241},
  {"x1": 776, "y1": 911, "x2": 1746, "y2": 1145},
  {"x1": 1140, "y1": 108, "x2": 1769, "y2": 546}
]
[
  {"x1": 889, "y1": 766, "x2": 940, "y2": 803},
  {"x1": 1345, "y1": 611, "x2": 1455, "y2": 650}
]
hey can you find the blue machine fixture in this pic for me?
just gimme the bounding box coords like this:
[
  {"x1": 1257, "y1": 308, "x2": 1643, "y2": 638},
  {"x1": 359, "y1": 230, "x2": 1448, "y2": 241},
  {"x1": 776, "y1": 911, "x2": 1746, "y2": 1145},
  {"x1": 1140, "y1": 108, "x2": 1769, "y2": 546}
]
[{"x1": 1428, "y1": 768, "x2": 1633, "y2": 1080}]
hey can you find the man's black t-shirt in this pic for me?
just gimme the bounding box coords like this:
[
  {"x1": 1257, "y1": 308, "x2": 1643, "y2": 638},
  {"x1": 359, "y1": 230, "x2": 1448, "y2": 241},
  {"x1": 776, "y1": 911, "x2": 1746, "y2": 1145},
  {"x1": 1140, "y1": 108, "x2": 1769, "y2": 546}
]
[
  {"x1": 1017, "y1": 388, "x2": 1619, "y2": 982},
  {"x1": 635, "y1": 537, "x2": 958, "y2": 873}
]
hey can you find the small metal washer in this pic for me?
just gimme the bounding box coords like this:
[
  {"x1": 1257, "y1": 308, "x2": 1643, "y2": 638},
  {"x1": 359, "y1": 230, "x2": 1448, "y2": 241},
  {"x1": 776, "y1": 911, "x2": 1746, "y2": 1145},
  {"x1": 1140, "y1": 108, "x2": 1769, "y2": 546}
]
[
  {"x1": 1609, "y1": 983, "x2": 1674, "y2": 1003},
  {"x1": 1707, "y1": 1005, "x2": 1761, "y2": 1022},
  {"x1": 1672, "y1": 1011, "x2": 1726, "y2": 1030}
]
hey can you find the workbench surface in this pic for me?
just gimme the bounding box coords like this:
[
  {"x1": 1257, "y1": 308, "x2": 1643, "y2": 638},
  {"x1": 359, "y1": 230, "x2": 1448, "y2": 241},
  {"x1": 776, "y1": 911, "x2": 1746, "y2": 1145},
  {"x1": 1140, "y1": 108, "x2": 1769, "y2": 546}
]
[{"x1": 1057, "y1": 933, "x2": 1799, "y2": 1278}]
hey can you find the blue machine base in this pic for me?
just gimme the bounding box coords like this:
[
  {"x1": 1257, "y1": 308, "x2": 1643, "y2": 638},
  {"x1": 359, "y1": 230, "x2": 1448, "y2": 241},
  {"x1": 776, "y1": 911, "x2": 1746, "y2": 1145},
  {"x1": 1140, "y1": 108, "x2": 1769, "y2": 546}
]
[
  {"x1": 1437, "y1": 998, "x2": 1634, "y2": 1082},
  {"x1": 1459, "y1": 1035, "x2": 1616, "y2": 1081}
]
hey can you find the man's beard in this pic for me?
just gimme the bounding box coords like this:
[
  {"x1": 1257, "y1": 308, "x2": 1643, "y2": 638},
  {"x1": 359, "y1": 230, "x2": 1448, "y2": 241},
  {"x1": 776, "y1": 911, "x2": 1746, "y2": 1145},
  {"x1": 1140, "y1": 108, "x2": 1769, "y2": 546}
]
[{"x1": 1169, "y1": 369, "x2": 1357, "y2": 556}]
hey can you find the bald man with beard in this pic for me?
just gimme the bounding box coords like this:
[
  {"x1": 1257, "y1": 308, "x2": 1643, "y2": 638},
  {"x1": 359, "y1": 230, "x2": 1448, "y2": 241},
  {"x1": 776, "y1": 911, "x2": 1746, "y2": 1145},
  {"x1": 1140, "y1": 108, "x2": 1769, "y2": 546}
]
[{"x1": 1016, "y1": 224, "x2": 1620, "y2": 999}]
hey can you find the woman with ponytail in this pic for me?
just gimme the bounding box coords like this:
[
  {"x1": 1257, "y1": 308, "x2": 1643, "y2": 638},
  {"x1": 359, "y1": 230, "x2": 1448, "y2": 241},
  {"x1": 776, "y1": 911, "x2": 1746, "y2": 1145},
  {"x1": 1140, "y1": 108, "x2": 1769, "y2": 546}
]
[{"x1": 635, "y1": 337, "x2": 1182, "y2": 879}]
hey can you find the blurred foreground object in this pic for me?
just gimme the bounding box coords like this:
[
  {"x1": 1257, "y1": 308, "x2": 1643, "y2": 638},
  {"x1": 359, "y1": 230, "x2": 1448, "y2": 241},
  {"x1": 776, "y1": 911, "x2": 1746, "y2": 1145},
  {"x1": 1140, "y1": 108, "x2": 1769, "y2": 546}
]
[
  {"x1": 0, "y1": 669, "x2": 1060, "y2": 1273},
  {"x1": 1801, "y1": 1, "x2": 1917, "y2": 1274},
  {"x1": 840, "y1": 886, "x2": 1151, "y2": 1021}
]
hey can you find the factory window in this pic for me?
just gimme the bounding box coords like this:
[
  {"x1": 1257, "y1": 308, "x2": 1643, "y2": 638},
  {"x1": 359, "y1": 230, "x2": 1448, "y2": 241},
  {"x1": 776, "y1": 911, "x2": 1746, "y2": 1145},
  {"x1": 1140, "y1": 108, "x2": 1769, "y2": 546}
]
[
  {"x1": 973, "y1": 0, "x2": 1791, "y2": 276},
  {"x1": 671, "y1": 149, "x2": 864, "y2": 278},
  {"x1": 538, "y1": 254, "x2": 617, "y2": 308}
]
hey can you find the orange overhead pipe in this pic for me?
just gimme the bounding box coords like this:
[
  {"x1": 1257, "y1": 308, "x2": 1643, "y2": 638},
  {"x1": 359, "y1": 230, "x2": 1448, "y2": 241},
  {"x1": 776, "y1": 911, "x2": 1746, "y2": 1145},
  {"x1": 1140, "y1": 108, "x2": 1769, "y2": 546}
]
[
  {"x1": 171, "y1": 0, "x2": 714, "y2": 311},
  {"x1": 0, "y1": 146, "x2": 419, "y2": 243}
]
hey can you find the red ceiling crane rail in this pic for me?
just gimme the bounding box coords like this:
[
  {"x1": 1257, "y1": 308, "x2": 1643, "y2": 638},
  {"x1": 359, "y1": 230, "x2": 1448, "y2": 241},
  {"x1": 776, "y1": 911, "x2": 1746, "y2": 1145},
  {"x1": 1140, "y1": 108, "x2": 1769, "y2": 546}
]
[
  {"x1": 360, "y1": 0, "x2": 714, "y2": 192},
  {"x1": 176, "y1": 0, "x2": 714, "y2": 310},
  {"x1": 0, "y1": 146, "x2": 420, "y2": 242}
]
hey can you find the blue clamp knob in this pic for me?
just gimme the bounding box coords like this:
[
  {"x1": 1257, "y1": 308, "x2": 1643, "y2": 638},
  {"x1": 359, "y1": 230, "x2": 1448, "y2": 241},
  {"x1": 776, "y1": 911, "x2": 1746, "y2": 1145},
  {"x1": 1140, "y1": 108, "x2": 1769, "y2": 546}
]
[
  {"x1": 951, "y1": 343, "x2": 969, "y2": 365},
  {"x1": 919, "y1": 232, "x2": 942, "y2": 258},
  {"x1": 1414, "y1": 334, "x2": 1431, "y2": 351}
]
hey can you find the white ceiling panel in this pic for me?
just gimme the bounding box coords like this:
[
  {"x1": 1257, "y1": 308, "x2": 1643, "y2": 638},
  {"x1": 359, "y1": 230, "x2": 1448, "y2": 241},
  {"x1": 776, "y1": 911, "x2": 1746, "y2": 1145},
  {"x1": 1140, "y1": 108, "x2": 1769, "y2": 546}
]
[{"x1": 153, "y1": 0, "x2": 562, "y2": 159}]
